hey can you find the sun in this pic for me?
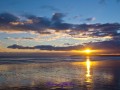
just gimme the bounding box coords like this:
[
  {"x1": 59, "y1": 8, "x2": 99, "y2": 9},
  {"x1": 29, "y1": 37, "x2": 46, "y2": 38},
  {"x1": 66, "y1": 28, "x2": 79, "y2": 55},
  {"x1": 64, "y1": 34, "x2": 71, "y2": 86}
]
[{"x1": 84, "y1": 49, "x2": 92, "y2": 54}]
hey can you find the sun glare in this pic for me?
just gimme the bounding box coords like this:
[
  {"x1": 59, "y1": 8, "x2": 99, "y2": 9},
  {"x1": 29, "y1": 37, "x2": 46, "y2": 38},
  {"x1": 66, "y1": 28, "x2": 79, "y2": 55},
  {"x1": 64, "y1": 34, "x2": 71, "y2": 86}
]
[{"x1": 84, "y1": 49, "x2": 92, "y2": 54}]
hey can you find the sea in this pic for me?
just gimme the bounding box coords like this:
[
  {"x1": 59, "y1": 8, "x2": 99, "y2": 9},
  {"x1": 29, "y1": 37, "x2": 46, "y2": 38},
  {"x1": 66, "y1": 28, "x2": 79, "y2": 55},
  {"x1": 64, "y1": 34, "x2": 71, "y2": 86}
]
[{"x1": 0, "y1": 55, "x2": 120, "y2": 90}]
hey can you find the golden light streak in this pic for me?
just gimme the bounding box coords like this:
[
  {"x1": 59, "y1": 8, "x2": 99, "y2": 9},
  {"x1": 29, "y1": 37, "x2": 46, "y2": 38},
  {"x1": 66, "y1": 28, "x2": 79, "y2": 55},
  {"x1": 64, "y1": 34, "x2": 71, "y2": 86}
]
[
  {"x1": 85, "y1": 56, "x2": 92, "y2": 83},
  {"x1": 86, "y1": 57, "x2": 91, "y2": 78}
]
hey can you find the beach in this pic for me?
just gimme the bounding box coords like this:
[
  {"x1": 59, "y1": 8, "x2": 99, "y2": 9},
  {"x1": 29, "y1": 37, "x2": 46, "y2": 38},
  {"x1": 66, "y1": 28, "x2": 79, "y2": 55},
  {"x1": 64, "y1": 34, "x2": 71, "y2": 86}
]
[{"x1": 0, "y1": 56, "x2": 120, "y2": 90}]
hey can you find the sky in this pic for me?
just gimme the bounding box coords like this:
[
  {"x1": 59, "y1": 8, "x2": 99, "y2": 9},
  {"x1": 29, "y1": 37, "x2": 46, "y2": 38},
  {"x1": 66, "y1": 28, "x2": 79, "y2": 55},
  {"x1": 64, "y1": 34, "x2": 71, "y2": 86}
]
[{"x1": 0, "y1": 0, "x2": 120, "y2": 54}]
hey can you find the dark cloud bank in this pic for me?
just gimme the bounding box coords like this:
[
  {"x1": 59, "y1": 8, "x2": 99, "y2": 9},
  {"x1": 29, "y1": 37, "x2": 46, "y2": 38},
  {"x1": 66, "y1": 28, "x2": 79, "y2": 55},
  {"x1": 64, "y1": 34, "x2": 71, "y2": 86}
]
[
  {"x1": 0, "y1": 12, "x2": 120, "y2": 53},
  {"x1": 7, "y1": 39, "x2": 120, "y2": 53},
  {"x1": 7, "y1": 44, "x2": 84, "y2": 51},
  {"x1": 0, "y1": 12, "x2": 120, "y2": 36}
]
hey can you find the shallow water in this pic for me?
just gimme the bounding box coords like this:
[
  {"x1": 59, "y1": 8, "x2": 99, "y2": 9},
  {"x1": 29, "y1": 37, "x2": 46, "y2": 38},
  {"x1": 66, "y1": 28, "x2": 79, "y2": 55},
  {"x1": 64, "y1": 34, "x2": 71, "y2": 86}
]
[{"x1": 0, "y1": 56, "x2": 120, "y2": 90}]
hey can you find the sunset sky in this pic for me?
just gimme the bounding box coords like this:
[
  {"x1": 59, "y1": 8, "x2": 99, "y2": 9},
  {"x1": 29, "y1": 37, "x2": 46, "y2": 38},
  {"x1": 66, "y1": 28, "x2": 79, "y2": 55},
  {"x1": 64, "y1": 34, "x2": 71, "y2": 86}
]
[{"x1": 0, "y1": 0, "x2": 120, "y2": 53}]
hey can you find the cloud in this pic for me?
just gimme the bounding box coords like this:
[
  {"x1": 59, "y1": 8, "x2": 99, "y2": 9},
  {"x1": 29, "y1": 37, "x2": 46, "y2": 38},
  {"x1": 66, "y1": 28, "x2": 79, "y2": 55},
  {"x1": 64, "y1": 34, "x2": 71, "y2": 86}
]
[
  {"x1": 0, "y1": 12, "x2": 120, "y2": 41},
  {"x1": 7, "y1": 44, "x2": 84, "y2": 51},
  {"x1": 5, "y1": 37, "x2": 35, "y2": 41},
  {"x1": 51, "y1": 13, "x2": 65, "y2": 23},
  {"x1": 85, "y1": 39, "x2": 120, "y2": 53},
  {"x1": 7, "y1": 44, "x2": 34, "y2": 49},
  {"x1": 4, "y1": 32, "x2": 67, "y2": 42},
  {"x1": 85, "y1": 17, "x2": 96, "y2": 22},
  {"x1": 7, "y1": 39, "x2": 120, "y2": 53},
  {"x1": 0, "y1": 13, "x2": 19, "y2": 24}
]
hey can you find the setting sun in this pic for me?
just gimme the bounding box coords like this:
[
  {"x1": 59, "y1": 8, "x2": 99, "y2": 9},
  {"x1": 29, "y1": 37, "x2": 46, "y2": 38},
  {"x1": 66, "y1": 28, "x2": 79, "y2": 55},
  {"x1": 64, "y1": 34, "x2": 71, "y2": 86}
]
[{"x1": 84, "y1": 49, "x2": 92, "y2": 54}]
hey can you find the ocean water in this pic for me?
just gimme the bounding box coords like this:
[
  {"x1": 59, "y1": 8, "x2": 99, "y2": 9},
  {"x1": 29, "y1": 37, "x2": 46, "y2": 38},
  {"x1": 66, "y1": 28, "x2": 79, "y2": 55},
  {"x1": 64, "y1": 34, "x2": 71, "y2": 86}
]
[{"x1": 0, "y1": 56, "x2": 120, "y2": 90}]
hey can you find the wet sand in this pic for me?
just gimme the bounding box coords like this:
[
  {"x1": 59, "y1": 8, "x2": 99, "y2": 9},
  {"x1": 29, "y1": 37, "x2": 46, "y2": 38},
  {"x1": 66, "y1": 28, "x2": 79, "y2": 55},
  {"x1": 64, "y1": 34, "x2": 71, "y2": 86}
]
[{"x1": 0, "y1": 57, "x2": 120, "y2": 90}]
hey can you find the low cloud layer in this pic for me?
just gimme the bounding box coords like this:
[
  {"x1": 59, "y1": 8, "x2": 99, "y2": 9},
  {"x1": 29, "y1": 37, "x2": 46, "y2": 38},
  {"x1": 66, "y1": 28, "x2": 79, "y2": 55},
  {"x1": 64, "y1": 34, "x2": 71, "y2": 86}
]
[
  {"x1": 85, "y1": 39, "x2": 120, "y2": 53},
  {"x1": 7, "y1": 44, "x2": 84, "y2": 51},
  {"x1": 7, "y1": 39, "x2": 120, "y2": 53}
]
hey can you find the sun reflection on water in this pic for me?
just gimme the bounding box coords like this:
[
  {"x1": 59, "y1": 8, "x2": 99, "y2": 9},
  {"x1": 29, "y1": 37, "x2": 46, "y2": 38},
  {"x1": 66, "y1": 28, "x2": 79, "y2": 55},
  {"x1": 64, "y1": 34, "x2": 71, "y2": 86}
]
[
  {"x1": 85, "y1": 56, "x2": 93, "y2": 90},
  {"x1": 86, "y1": 56, "x2": 91, "y2": 82}
]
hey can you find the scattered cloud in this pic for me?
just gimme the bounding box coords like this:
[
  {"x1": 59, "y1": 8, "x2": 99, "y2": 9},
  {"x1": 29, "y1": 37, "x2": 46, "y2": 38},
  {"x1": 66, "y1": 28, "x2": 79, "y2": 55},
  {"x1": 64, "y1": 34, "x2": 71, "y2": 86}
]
[
  {"x1": 0, "y1": 12, "x2": 120, "y2": 44},
  {"x1": 85, "y1": 17, "x2": 96, "y2": 22}
]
